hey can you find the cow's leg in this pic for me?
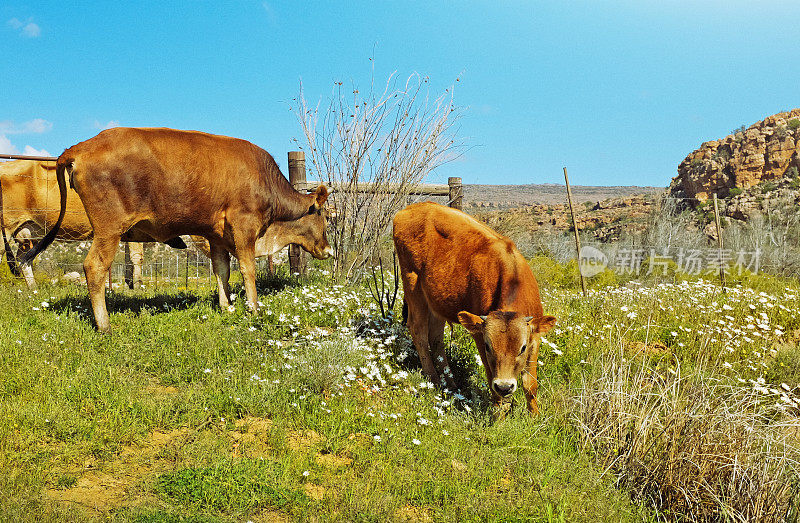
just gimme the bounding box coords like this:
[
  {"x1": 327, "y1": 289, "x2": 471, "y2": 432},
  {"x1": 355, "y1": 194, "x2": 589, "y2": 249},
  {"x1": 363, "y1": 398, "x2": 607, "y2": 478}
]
[
  {"x1": 84, "y1": 235, "x2": 121, "y2": 332},
  {"x1": 522, "y1": 349, "x2": 540, "y2": 416},
  {"x1": 124, "y1": 242, "x2": 144, "y2": 289},
  {"x1": 20, "y1": 263, "x2": 35, "y2": 289},
  {"x1": 428, "y1": 313, "x2": 457, "y2": 391},
  {"x1": 209, "y1": 244, "x2": 232, "y2": 309},
  {"x1": 406, "y1": 297, "x2": 440, "y2": 385},
  {"x1": 234, "y1": 242, "x2": 258, "y2": 311},
  {"x1": 15, "y1": 227, "x2": 37, "y2": 289}
]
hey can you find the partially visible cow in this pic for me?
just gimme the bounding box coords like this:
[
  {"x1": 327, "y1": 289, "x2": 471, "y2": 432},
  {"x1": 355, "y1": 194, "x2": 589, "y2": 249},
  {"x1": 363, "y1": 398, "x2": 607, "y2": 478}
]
[
  {"x1": 393, "y1": 202, "x2": 555, "y2": 416},
  {"x1": 0, "y1": 160, "x2": 158, "y2": 288},
  {"x1": 22, "y1": 127, "x2": 332, "y2": 332},
  {"x1": 189, "y1": 204, "x2": 340, "y2": 274}
]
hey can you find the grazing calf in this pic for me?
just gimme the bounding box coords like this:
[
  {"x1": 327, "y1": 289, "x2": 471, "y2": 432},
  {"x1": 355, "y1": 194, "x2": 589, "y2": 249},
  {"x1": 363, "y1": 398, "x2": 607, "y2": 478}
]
[
  {"x1": 22, "y1": 127, "x2": 332, "y2": 332},
  {"x1": 393, "y1": 202, "x2": 555, "y2": 415}
]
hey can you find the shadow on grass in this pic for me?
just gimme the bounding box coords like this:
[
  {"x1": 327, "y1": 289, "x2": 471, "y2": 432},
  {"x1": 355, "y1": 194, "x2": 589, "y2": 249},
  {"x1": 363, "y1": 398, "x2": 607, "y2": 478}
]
[
  {"x1": 254, "y1": 270, "x2": 303, "y2": 294},
  {"x1": 49, "y1": 291, "x2": 203, "y2": 325},
  {"x1": 47, "y1": 270, "x2": 305, "y2": 327}
]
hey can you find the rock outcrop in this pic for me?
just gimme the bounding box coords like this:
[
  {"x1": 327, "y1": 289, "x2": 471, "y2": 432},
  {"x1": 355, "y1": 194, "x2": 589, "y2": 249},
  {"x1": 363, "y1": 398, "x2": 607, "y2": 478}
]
[
  {"x1": 474, "y1": 194, "x2": 658, "y2": 243},
  {"x1": 671, "y1": 108, "x2": 800, "y2": 202}
]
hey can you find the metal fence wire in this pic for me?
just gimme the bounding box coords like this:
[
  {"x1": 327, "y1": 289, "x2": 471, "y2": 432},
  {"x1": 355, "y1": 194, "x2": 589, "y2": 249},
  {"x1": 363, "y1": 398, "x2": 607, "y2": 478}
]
[{"x1": 17, "y1": 239, "x2": 286, "y2": 288}]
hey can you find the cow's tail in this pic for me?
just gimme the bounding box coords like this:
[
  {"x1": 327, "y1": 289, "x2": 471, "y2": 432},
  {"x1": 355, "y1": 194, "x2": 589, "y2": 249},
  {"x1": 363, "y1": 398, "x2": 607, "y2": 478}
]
[
  {"x1": 0, "y1": 173, "x2": 21, "y2": 276},
  {"x1": 19, "y1": 159, "x2": 68, "y2": 265}
]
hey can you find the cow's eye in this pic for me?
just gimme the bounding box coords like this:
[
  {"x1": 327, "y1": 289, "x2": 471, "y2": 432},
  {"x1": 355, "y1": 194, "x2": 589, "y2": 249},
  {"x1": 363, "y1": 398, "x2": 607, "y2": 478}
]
[
  {"x1": 519, "y1": 344, "x2": 527, "y2": 355},
  {"x1": 484, "y1": 341, "x2": 492, "y2": 353}
]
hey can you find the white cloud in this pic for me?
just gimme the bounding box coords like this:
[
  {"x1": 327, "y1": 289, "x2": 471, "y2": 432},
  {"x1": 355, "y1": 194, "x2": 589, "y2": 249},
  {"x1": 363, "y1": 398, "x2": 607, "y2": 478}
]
[
  {"x1": 22, "y1": 22, "x2": 40, "y2": 37},
  {"x1": 93, "y1": 120, "x2": 119, "y2": 130},
  {"x1": 0, "y1": 135, "x2": 19, "y2": 155},
  {"x1": 0, "y1": 117, "x2": 53, "y2": 158},
  {"x1": 21, "y1": 118, "x2": 52, "y2": 134},
  {"x1": 0, "y1": 118, "x2": 53, "y2": 135},
  {"x1": 23, "y1": 145, "x2": 51, "y2": 157},
  {"x1": 7, "y1": 17, "x2": 40, "y2": 38}
]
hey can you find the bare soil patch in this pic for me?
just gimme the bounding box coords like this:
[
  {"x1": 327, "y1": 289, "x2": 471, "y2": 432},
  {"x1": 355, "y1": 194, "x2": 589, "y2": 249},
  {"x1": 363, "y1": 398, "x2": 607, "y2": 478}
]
[{"x1": 46, "y1": 427, "x2": 190, "y2": 513}]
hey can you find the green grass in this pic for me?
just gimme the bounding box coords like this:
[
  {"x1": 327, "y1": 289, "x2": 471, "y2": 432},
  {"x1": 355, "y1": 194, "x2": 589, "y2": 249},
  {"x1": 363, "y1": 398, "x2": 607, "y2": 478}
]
[{"x1": 2, "y1": 261, "x2": 799, "y2": 521}]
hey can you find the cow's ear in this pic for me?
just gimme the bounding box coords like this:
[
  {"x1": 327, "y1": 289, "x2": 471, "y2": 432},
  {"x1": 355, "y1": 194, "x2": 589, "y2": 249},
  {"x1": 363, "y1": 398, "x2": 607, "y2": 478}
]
[
  {"x1": 529, "y1": 315, "x2": 556, "y2": 334},
  {"x1": 312, "y1": 185, "x2": 329, "y2": 208},
  {"x1": 458, "y1": 311, "x2": 485, "y2": 334}
]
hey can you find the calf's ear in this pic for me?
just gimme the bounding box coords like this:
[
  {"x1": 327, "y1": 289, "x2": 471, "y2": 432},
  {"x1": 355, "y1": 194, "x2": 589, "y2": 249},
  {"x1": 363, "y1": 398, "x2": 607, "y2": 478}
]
[
  {"x1": 528, "y1": 315, "x2": 556, "y2": 334},
  {"x1": 458, "y1": 311, "x2": 485, "y2": 334},
  {"x1": 312, "y1": 185, "x2": 330, "y2": 208}
]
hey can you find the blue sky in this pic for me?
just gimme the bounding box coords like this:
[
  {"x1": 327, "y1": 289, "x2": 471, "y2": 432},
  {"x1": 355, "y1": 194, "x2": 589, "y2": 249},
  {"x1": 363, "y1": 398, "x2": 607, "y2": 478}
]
[{"x1": 2, "y1": 1, "x2": 799, "y2": 187}]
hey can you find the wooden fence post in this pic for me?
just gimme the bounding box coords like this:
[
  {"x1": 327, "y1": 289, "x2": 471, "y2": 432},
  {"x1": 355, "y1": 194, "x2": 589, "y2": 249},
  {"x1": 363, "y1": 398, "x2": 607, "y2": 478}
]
[
  {"x1": 288, "y1": 151, "x2": 307, "y2": 276},
  {"x1": 448, "y1": 177, "x2": 462, "y2": 210},
  {"x1": 712, "y1": 193, "x2": 726, "y2": 293},
  {"x1": 564, "y1": 167, "x2": 587, "y2": 297}
]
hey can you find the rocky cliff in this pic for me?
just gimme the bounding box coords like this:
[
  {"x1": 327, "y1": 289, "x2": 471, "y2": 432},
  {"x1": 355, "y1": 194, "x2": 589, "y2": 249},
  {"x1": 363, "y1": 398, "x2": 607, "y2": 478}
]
[{"x1": 671, "y1": 108, "x2": 800, "y2": 202}]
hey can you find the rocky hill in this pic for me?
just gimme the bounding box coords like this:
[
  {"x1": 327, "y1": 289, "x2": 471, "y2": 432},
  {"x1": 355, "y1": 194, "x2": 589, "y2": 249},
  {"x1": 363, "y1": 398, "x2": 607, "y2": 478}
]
[{"x1": 671, "y1": 108, "x2": 800, "y2": 202}]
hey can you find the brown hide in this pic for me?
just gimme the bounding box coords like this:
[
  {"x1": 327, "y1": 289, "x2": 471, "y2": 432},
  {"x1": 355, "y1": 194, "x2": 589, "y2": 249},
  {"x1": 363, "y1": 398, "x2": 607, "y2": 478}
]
[
  {"x1": 188, "y1": 211, "x2": 332, "y2": 261},
  {"x1": 0, "y1": 160, "x2": 156, "y2": 290},
  {"x1": 29, "y1": 127, "x2": 331, "y2": 331},
  {"x1": 393, "y1": 202, "x2": 555, "y2": 416},
  {"x1": 0, "y1": 160, "x2": 92, "y2": 241}
]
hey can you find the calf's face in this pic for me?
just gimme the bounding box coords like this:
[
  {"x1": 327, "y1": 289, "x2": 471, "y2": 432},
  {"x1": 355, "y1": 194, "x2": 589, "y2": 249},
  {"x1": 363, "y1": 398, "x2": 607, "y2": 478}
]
[
  {"x1": 285, "y1": 185, "x2": 334, "y2": 259},
  {"x1": 458, "y1": 311, "x2": 556, "y2": 397},
  {"x1": 289, "y1": 208, "x2": 333, "y2": 260}
]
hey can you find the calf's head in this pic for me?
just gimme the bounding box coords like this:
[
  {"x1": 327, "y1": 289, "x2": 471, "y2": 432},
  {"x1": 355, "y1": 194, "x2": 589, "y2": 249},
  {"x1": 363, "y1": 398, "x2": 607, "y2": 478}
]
[
  {"x1": 457, "y1": 311, "x2": 556, "y2": 397},
  {"x1": 262, "y1": 185, "x2": 334, "y2": 259}
]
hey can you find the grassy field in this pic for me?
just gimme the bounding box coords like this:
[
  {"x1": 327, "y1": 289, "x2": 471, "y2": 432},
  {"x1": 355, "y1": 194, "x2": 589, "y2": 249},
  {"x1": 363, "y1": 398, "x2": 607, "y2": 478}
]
[{"x1": 2, "y1": 262, "x2": 799, "y2": 521}]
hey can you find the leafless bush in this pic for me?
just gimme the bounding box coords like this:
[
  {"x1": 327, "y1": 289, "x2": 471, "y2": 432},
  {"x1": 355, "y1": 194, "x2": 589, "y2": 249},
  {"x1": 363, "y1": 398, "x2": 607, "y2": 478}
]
[
  {"x1": 367, "y1": 251, "x2": 399, "y2": 320},
  {"x1": 634, "y1": 196, "x2": 704, "y2": 252},
  {"x1": 574, "y1": 353, "x2": 800, "y2": 522},
  {"x1": 292, "y1": 68, "x2": 463, "y2": 282},
  {"x1": 724, "y1": 212, "x2": 800, "y2": 277}
]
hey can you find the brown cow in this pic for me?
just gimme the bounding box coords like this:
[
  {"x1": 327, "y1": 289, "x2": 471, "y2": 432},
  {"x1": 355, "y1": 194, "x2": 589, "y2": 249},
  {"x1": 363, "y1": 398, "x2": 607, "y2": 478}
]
[
  {"x1": 0, "y1": 160, "x2": 156, "y2": 288},
  {"x1": 22, "y1": 127, "x2": 332, "y2": 332},
  {"x1": 393, "y1": 202, "x2": 555, "y2": 416}
]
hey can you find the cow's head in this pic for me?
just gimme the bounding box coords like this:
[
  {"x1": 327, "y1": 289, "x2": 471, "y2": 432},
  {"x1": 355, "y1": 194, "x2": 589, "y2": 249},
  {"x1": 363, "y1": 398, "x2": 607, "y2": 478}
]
[
  {"x1": 260, "y1": 185, "x2": 333, "y2": 259},
  {"x1": 300, "y1": 185, "x2": 333, "y2": 259},
  {"x1": 15, "y1": 226, "x2": 36, "y2": 253},
  {"x1": 457, "y1": 311, "x2": 556, "y2": 397}
]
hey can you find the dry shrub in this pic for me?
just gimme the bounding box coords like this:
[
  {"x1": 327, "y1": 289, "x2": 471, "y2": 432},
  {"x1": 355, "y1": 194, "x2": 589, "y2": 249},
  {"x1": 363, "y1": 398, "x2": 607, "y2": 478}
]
[
  {"x1": 573, "y1": 355, "x2": 800, "y2": 522},
  {"x1": 292, "y1": 68, "x2": 463, "y2": 282}
]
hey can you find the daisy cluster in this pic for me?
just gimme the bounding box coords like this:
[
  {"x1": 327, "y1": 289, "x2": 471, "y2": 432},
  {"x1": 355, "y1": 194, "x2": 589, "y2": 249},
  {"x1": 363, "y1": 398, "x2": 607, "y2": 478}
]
[
  {"x1": 259, "y1": 282, "x2": 369, "y2": 329},
  {"x1": 541, "y1": 279, "x2": 800, "y2": 410}
]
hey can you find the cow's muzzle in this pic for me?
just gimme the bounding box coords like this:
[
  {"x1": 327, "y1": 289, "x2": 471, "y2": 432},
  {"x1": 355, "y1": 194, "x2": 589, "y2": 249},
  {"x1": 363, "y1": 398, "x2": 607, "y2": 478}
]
[{"x1": 492, "y1": 379, "x2": 517, "y2": 397}]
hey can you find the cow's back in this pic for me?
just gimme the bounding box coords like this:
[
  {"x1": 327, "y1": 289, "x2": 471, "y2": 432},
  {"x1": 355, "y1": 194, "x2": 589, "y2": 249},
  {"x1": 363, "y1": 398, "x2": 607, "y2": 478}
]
[
  {"x1": 63, "y1": 128, "x2": 282, "y2": 234},
  {"x1": 393, "y1": 202, "x2": 543, "y2": 321}
]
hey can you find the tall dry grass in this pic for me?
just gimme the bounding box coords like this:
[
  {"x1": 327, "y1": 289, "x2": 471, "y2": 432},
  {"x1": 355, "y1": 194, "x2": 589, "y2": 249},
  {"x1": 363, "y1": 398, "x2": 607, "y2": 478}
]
[{"x1": 573, "y1": 353, "x2": 800, "y2": 522}]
